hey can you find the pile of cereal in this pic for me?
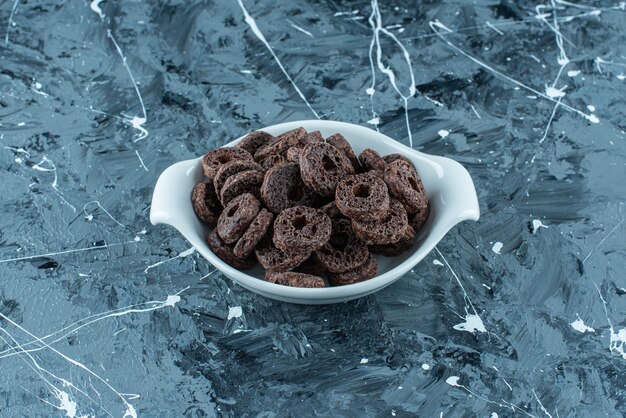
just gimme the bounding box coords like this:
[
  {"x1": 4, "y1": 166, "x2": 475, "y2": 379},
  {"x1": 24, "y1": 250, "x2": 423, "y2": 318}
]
[{"x1": 192, "y1": 127, "x2": 429, "y2": 288}]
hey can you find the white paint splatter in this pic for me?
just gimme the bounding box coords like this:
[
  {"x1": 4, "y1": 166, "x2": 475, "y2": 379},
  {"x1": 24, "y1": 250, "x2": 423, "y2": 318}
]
[
  {"x1": 287, "y1": 20, "x2": 313, "y2": 38},
  {"x1": 446, "y1": 376, "x2": 460, "y2": 386},
  {"x1": 567, "y1": 70, "x2": 580, "y2": 77},
  {"x1": 334, "y1": 10, "x2": 359, "y2": 17},
  {"x1": 492, "y1": 242, "x2": 503, "y2": 254},
  {"x1": 586, "y1": 104, "x2": 595, "y2": 112},
  {"x1": 4, "y1": 0, "x2": 20, "y2": 45},
  {"x1": 105, "y1": 30, "x2": 149, "y2": 142},
  {"x1": 433, "y1": 259, "x2": 444, "y2": 266},
  {"x1": 570, "y1": 314, "x2": 595, "y2": 333},
  {"x1": 134, "y1": 149, "x2": 148, "y2": 171},
  {"x1": 453, "y1": 314, "x2": 487, "y2": 334},
  {"x1": 90, "y1": 0, "x2": 105, "y2": 20},
  {"x1": 610, "y1": 328, "x2": 626, "y2": 359},
  {"x1": 227, "y1": 306, "x2": 243, "y2": 320},
  {"x1": 532, "y1": 219, "x2": 549, "y2": 233},
  {"x1": 56, "y1": 390, "x2": 78, "y2": 417},
  {"x1": 144, "y1": 247, "x2": 195, "y2": 273},
  {"x1": 617, "y1": 73, "x2": 625, "y2": 80},
  {"x1": 437, "y1": 129, "x2": 449, "y2": 139},
  {"x1": 367, "y1": 116, "x2": 380, "y2": 125},
  {"x1": 491, "y1": 413, "x2": 499, "y2": 418},
  {"x1": 429, "y1": 20, "x2": 597, "y2": 124},
  {"x1": 421, "y1": 363, "x2": 430, "y2": 370},
  {"x1": 0, "y1": 240, "x2": 140, "y2": 265},
  {"x1": 83, "y1": 200, "x2": 125, "y2": 228},
  {"x1": 485, "y1": 21, "x2": 504, "y2": 35},
  {"x1": 435, "y1": 247, "x2": 487, "y2": 334},
  {"x1": 360, "y1": 358, "x2": 369, "y2": 364},
  {"x1": 237, "y1": 0, "x2": 320, "y2": 119},
  {"x1": 367, "y1": 0, "x2": 417, "y2": 146},
  {"x1": 545, "y1": 86, "x2": 566, "y2": 98},
  {"x1": 592, "y1": 281, "x2": 626, "y2": 360}
]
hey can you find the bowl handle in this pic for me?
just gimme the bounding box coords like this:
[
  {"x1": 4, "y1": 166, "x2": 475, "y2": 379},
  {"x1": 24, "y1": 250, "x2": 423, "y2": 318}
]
[
  {"x1": 150, "y1": 158, "x2": 198, "y2": 227},
  {"x1": 441, "y1": 158, "x2": 480, "y2": 224},
  {"x1": 406, "y1": 149, "x2": 480, "y2": 229}
]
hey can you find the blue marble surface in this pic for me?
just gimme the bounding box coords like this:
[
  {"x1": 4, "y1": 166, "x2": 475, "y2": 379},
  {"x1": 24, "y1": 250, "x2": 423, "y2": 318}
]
[{"x1": 1, "y1": 0, "x2": 625, "y2": 416}]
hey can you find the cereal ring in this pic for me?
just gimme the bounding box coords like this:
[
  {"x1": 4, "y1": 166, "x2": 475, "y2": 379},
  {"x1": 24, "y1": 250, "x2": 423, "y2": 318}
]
[
  {"x1": 235, "y1": 130, "x2": 274, "y2": 155},
  {"x1": 409, "y1": 203, "x2": 430, "y2": 233},
  {"x1": 207, "y1": 230, "x2": 256, "y2": 270},
  {"x1": 273, "y1": 206, "x2": 332, "y2": 253},
  {"x1": 369, "y1": 225, "x2": 415, "y2": 257},
  {"x1": 261, "y1": 162, "x2": 316, "y2": 214},
  {"x1": 351, "y1": 200, "x2": 408, "y2": 245},
  {"x1": 265, "y1": 271, "x2": 325, "y2": 288},
  {"x1": 201, "y1": 147, "x2": 254, "y2": 180},
  {"x1": 191, "y1": 181, "x2": 222, "y2": 227},
  {"x1": 233, "y1": 208, "x2": 274, "y2": 258},
  {"x1": 299, "y1": 142, "x2": 355, "y2": 196},
  {"x1": 216, "y1": 193, "x2": 260, "y2": 244},
  {"x1": 219, "y1": 170, "x2": 264, "y2": 206},
  {"x1": 328, "y1": 254, "x2": 377, "y2": 286},
  {"x1": 254, "y1": 127, "x2": 307, "y2": 160},
  {"x1": 255, "y1": 238, "x2": 310, "y2": 271},
  {"x1": 306, "y1": 130, "x2": 324, "y2": 143},
  {"x1": 335, "y1": 172, "x2": 390, "y2": 222},
  {"x1": 358, "y1": 148, "x2": 387, "y2": 172},
  {"x1": 213, "y1": 160, "x2": 262, "y2": 196},
  {"x1": 315, "y1": 219, "x2": 368, "y2": 273},
  {"x1": 286, "y1": 146, "x2": 302, "y2": 162},
  {"x1": 383, "y1": 153, "x2": 412, "y2": 165},
  {"x1": 258, "y1": 154, "x2": 286, "y2": 171},
  {"x1": 384, "y1": 160, "x2": 428, "y2": 213},
  {"x1": 326, "y1": 133, "x2": 359, "y2": 172}
]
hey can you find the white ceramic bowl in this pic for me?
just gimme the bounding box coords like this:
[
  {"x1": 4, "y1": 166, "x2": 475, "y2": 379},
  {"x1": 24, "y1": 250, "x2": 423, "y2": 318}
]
[{"x1": 150, "y1": 120, "x2": 479, "y2": 304}]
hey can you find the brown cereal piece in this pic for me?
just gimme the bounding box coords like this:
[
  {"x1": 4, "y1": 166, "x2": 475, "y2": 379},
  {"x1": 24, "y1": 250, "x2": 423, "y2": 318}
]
[
  {"x1": 358, "y1": 148, "x2": 387, "y2": 172},
  {"x1": 216, "y1": 193, "x2": 260, "y2": 244},
  {"x1": 319, "y1": 201, "x2": 344, "y2": 219},
  {"x1": 295, "y1": 255, "x2": 328, "y2": 277},
  {"x1": 273, "y1": 206, "x2": 332, "y2": 253},
  {"x1": 261, "y1": 162, "x2": 317, "y2": 214},
  {"x1": 201, "y1": 148, "x2": 254, "y2": 180},
  {"x1": 255, "y1": 238, "x2": 310, "y2": 271},
  {"x1": 233, "y1": 208, "x2": 274, "y2": 258},
  {"x1": 409, "y1": 203, "x2": 430, "y2": 233},
  {"x1": 265, "y1": 271, "x2": 325, "y2": 288},
  {"x1": 315, "y1": 219, "x2": 368, "y2": 273},
  {"x1": 254, "y1": 127, "x2": 308, "y2": 160},
  {"x1": 326, "y1": 133, "x2": 359, "y2": 172},
  {"x1": 207, "y1": 230, "x2": 256, "y2": 270},
  {"x1": 383, "y1": 153, "x2": 412, "y2": 165},
  {"x1": 369, "y1": 225, "x2": 415, "y2": 256},
  {"x1": 351, "y1": 200, "x2": 408, "y2": 245},
  {"x1": 384, "y1": 159, "x2": 428, "y2": 213},
  {"x1": 235, "y1": 130, "x2": 274, "y2": 155},
  {"x1": 258, "y1": 154, "x2": 286, "y2": 171},
  {"x1": 213, "y1": 160, "x2": 262, "y2": 195},
  {"x1": 191, "y1": 181, "x2": 222, "y2": 227},
  {"x1": 286, "y1": 146, "x2": 302, "y2": 162},
  {"x1": 299, "y1": 142, "x2": 355, "y2": 196},
  {"x1": 335, "y1": 173, "x2": 390, "y2": 222},
  {"x1": 219, "y1": 170, "x2": 264, "y2": 206},
  {"x1": 328, "y1": 254, "x2": 377, "y2": 286},
  {"x1": 305, "y1": 130, "x2": 324, "y2": 143}
]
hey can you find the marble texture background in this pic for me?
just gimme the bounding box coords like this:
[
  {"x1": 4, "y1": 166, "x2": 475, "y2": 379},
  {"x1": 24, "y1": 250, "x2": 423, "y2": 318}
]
[{"x1": 1, "y1": 0, "x2": 625, "y2": 416}]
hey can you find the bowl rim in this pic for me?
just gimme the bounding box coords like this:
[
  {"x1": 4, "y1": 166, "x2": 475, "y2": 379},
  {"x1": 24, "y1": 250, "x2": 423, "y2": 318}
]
[{"x1": 151, "y1": 120, "x2": 479, "y2": 301}]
